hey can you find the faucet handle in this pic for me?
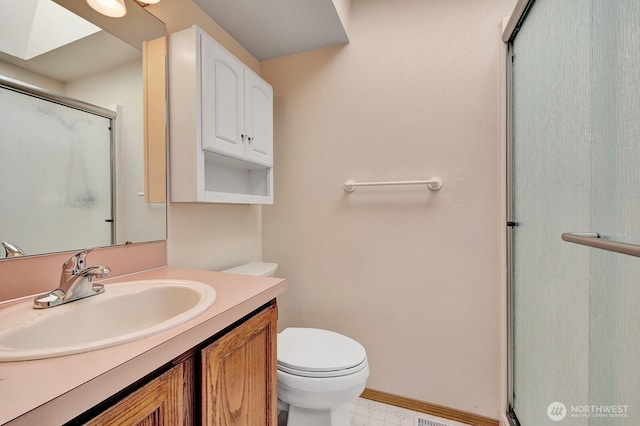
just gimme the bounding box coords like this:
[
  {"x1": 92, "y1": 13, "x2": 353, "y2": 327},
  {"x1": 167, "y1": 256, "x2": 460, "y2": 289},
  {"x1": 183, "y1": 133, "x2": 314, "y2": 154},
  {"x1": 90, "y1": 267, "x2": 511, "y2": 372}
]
[{"x1": 62, "y1": 247, "x2": 97, "y2": 273}]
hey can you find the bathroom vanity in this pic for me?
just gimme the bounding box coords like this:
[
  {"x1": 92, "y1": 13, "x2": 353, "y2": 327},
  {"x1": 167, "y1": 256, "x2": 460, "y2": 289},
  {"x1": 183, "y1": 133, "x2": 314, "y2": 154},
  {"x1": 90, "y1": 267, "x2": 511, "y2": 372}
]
[
  {"x1": 81, "y1": 302, "x2": 277, "y2": 425},
  {"x1": 0, "y1": 267, "x2": 286, "y2": 425}
]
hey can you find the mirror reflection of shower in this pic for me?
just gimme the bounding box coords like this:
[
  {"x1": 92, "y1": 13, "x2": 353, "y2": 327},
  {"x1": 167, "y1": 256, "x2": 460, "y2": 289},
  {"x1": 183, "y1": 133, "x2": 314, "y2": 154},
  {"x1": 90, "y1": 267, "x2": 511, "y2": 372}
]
[
  {"x1": 29, "y1": 92, "x2": 113, "y2": 216},
  {"x1": 0, "y1": 79, "x2": 114, "y2": 255},
  {"x1": 36, "y1": 103, "x2": 100, "y2": 209}
]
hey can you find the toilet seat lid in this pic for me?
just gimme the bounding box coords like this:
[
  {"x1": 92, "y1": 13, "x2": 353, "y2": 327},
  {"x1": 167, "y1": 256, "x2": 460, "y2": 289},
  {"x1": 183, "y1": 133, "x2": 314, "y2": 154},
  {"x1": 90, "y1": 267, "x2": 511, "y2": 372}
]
[{"x1": 277, "y1": 328, "x2": 367, "y2": 373}]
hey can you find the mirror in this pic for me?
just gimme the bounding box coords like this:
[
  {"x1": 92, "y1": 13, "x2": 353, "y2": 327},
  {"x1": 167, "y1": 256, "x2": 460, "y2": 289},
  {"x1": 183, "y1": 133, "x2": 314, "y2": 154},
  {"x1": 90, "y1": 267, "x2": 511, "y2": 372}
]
[{"x1": 0, "y1": 0, "x2": 166, "y2": 258}]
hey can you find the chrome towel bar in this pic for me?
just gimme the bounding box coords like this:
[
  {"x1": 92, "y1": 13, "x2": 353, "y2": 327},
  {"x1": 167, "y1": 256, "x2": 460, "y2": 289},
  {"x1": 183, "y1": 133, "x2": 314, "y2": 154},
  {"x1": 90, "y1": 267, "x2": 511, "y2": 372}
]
[
  {"x1": 344, "y1": 177, "x2": 442, "y2": 192},
  {"x1": 561, "y1": 232, "x2": 640, "y2": 258}
]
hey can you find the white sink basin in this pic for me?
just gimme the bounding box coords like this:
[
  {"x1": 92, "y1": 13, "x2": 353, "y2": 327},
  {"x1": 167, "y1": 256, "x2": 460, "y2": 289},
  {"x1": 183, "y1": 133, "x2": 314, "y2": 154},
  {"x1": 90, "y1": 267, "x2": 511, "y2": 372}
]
[{"x1": 0, "y1": 279, "x2": 217, "y2": 361}]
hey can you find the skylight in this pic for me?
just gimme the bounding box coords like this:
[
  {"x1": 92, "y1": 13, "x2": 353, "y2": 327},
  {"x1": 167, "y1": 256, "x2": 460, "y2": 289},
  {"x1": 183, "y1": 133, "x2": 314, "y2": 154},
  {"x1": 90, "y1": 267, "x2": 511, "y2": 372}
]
[{"x1": 0, "y1": 0, "x2": 100, "y2": 61}]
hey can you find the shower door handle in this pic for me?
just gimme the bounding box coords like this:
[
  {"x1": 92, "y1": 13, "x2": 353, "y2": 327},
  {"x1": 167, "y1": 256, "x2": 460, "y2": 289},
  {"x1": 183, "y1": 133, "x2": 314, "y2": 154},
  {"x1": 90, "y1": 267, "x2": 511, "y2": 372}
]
[{"x1": 561, "y1": 232, "x2": 640, "y2": 258}]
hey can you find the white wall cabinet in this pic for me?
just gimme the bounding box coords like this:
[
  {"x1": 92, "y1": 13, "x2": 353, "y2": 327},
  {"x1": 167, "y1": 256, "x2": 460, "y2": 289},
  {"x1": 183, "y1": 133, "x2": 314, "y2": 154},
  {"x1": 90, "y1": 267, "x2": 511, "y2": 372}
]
[{"x1": 170, "y1": 25, "x2": 273, "y2": 204}]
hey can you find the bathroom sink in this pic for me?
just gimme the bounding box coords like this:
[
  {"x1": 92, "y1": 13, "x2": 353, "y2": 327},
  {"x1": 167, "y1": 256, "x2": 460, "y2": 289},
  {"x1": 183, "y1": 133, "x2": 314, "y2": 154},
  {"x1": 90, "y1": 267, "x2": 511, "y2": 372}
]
[{"x1": 0, "y1": 279, "x2": 217, "y2": 361}]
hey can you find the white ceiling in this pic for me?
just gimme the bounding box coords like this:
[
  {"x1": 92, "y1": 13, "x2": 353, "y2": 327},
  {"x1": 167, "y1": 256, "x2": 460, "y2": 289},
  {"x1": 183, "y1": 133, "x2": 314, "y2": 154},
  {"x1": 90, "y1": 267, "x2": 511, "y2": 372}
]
[
  {"x1": 0, "y1": 31, "x2": 140, "y2": 82},
  {"x1": 192, "y1": 0, "x2": 349, "y2": 61},
  {"x1": 0, "y1": 0, "x2": 347, "y2": 82}
]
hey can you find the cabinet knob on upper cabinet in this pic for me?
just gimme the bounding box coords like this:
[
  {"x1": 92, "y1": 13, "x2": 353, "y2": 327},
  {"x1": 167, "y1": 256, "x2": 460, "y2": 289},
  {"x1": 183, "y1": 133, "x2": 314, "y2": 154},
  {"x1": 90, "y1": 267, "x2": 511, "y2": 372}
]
[
  {"x1": 247, "y1": 136, "x2": 254, "y2": 143},
  {"x1": 241, "y1": 134, "x2": 246, "y2": 140}
]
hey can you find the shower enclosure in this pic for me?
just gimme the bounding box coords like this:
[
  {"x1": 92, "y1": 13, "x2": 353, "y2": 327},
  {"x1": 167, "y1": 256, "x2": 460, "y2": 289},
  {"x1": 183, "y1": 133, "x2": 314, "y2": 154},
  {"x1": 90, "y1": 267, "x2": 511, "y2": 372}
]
[
  {"x1": 506, "y1": 0, "x2": 640, "y2": 424},
  {"x1": 0, "y1": 79, "x2": 114, "y2": 256}
]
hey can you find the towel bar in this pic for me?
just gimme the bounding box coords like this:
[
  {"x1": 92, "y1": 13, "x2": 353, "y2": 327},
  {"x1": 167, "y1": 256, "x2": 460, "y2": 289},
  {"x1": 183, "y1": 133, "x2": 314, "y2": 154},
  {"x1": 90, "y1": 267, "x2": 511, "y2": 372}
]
[
  {"x1": 561, "y1": 232, "x2": 640, "y2": 258},
  {"x1": 344, "y1": 177, "x2": 442, "y2": 192}
]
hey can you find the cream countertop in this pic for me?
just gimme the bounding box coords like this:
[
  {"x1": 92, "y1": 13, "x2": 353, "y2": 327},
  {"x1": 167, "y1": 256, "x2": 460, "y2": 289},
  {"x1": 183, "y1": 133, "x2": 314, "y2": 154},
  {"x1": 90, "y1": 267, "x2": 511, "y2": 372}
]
[{"x1": 0, "y1": 267, "x2": 287, "y2": 425}]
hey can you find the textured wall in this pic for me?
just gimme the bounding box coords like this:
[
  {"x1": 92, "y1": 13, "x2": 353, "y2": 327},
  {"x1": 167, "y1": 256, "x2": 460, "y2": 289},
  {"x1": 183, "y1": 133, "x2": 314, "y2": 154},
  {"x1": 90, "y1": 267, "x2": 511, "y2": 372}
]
[{"x1": 261, "y1": 0, "x2": 515, "y2": 418}]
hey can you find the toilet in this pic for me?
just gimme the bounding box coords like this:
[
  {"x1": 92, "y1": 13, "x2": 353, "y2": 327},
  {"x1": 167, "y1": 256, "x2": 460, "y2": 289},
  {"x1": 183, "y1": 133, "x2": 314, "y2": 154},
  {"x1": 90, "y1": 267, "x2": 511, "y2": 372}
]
[{"x1": 223, "y1": 263, "x2": 369, "y2": 426}]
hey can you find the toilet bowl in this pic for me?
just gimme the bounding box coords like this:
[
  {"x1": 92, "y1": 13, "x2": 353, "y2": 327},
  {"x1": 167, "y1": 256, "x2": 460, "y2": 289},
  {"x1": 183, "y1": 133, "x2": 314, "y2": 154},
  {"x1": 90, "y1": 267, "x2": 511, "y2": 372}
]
[
  {"x1": 277, "y1": 327, "x2": 369, "y2": 426},
  {"x1": 223, "y1": 263, "x2": 369, "y2": 426}
]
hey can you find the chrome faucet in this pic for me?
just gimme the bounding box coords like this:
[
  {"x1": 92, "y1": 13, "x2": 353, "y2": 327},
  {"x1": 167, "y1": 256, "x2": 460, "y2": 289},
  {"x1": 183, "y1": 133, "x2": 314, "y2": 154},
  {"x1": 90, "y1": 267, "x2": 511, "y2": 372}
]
[
  {"x1": 2, "y1": 241, "x2": 26, "y2": 257},
  {"x1": 33, "y1": 248, "x2": 110, "y2": 309}
]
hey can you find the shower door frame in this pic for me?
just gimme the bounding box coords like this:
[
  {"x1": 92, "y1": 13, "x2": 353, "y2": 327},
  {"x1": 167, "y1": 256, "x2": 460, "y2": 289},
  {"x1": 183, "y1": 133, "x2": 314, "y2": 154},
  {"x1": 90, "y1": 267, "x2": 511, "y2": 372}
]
[
  {"x1": 502, "y1": 1, "x2": 538, "y2": 425},
  {"x1": 0, "y1": 76, "x2": 117, "y2": 247}
]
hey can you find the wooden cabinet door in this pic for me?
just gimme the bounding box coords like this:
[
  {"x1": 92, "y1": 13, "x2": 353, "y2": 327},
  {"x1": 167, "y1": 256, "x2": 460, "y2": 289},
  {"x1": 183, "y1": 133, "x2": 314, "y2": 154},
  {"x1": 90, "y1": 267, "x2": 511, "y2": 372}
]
[
  {"x1": 85, "y1": 362, "x2": 185, "y2": 426},
  {"x1": 201, "y1": 303, "x2": 278, "y2": 425}
]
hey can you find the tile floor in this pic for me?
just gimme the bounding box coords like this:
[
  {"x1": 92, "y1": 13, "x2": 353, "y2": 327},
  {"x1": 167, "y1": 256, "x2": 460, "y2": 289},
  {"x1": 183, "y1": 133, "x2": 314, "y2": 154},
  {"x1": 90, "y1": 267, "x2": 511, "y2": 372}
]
[
  {"x1": 278, "y1": 397, "x2": 470, "y2": 426},
  {"x1": 349, "y1": 398, "x2": 471, "y2": 426}
]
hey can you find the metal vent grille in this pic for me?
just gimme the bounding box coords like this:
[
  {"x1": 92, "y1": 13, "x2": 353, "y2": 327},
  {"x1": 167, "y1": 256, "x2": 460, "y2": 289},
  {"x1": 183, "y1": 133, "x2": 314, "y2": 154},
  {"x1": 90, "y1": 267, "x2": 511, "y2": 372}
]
[{"x1": 416, "y1": 416, "x2": 450, "y2": 426}]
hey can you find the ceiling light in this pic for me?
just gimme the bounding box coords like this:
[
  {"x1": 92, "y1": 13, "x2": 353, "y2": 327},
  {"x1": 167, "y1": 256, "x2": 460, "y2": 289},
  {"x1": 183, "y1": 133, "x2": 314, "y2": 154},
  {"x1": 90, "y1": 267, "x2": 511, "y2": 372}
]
[
  {"x1": 86, "y1": 0, "x2": 127, "y2": 18},
  {"x1": 137, "y1": 0, "x2": 160, "y2": 4}
]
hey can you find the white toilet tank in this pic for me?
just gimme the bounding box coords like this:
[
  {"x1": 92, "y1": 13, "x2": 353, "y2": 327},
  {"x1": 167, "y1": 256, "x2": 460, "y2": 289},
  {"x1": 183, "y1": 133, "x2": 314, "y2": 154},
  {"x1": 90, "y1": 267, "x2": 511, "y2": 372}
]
[{"x1": 223, "y1": 262, "x2": 278, "y2": 277}]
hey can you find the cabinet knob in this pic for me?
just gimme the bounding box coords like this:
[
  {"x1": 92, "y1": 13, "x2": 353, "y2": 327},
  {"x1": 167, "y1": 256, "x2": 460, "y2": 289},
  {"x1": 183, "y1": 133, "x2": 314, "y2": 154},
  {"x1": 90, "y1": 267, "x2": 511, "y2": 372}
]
[
  {"x1": 247, "y1": 136, "x2": 254, "y2": 143},
  {"x1": 241, "y1": 134, "x2": 246, "y2": 140}
]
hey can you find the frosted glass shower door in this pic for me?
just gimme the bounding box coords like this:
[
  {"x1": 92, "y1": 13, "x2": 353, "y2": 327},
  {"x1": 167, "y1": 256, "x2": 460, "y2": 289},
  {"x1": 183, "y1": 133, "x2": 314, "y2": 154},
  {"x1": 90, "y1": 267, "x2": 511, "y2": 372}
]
[
  {"x1": 510, "y1": 0, "x2": 640, "y2": 424},
  {"x1": 589, "y1": 0, "x2": 640, "y2": 422},
  {"x1": 0, "y1": 86, "x2": 113, "y2": 255},
  {"x1": 510, "y1": 0, "x2": 591, "y2": 424}
]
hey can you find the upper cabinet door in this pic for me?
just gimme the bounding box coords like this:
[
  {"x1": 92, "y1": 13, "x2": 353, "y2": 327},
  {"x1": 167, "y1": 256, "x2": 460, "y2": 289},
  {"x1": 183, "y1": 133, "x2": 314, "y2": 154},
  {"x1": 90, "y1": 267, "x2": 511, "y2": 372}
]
[
  {"x1": 200, "y1": 33, "x2": 245, "y2": 160},
  {"x1": 244, "y1": 71, "x2": 273, "y2": 166}
]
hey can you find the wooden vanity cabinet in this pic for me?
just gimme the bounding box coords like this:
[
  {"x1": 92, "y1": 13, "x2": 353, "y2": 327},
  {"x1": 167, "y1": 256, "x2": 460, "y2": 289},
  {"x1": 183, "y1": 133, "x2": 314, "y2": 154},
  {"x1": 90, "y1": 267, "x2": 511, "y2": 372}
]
[
  {"x1": 84, "y1": 362, "x2": 187, "y2": 425},
  {"x1": 201, "y1": 302, "x2": 278, "y2": 425},
  {"x1": 73, "y1": 302, "x2": 277, "y2": 426}
]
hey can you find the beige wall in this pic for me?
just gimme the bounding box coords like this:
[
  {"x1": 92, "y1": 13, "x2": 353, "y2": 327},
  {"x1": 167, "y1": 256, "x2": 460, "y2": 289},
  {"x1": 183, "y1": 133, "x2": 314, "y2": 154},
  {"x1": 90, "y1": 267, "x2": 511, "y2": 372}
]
[
  {"x1": 149, "y1": 0, "x2": 514, "y2": 416},
  {"x1": 261, "y1": 0, "x2": 514, "y2": 419},
  {"x1": 0, "y1": 61, "x2": 64, "y2": 93},
  {"x1": 167, "y1": 203, "x2": 262, "y2": 270}
]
